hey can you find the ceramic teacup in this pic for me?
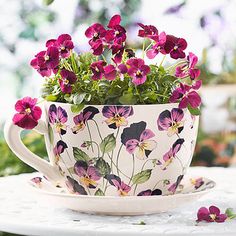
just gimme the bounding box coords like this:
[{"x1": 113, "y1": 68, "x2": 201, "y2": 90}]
[{"x1": 5, "y1": 102, "x2": 199, "y2": 196}]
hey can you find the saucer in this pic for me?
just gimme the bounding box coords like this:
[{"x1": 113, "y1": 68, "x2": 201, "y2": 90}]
[{"x1": 29, "y1": 175, "x2": 215, "y2": 216}]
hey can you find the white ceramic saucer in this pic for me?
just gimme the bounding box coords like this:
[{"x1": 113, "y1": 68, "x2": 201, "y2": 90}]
[{"x1": 29, "y1": 175, "x2": 215, "y2": 216}]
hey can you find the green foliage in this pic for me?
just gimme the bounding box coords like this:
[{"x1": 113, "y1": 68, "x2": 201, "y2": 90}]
[
  {"x1": 100, "y1": 134, "x2": 116, "y2": 154},
  {"x1": 132, "y1": 169, "x2": 152, "y2": 185},
  {"x1": 73, "y1": 147, "x2": 90, "y2": 163},
  {"x1": 95, "y1": 158, "x2": 111, "y2": 177}
]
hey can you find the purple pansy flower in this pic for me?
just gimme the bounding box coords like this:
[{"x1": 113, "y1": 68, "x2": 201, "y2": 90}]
[
  {"x1": 66, "y1": 176, "x2": 87, "y2": 195},
  {"x1": 106, "y1": 174, "x2": 131, "y2": 196},
  {"x1": 48, "y1": 104, "x2": 68, "y2": 135},
  {"x1": 168, "y1": 174, "x2": 184, "y2": 193},
  {"x1": 111, "y1": 40, "x2": 125, "y2": 64},
  {"x1": 175, "y1": 52, "x2": 201, "y2": 80},
  {"x1": 137, "y1": 189, "x2": 162, "y2": 196},
  {"x1": 190, "y1": 177, "x2": 204, "y2": 189},
  {"x1": 127, "y1": 58, "x2": 151, "y2": 86},
  {"x1": 90, "y1": 60, "x2": 106, "y2": 80},
  {"x1": 102, "y1": 106, "x2": 133, "y2": 129},
  {"x1": 146, "y1": 32, "x2": 167, "y2": 59},
  {"x1": 137, "y1": 23, "x2": 159, "y2": 41},
  {"x1": 157, "y1": 108, "x2": 184, "y2": 136},
  {"x1": 53, "y1": 140, "x2": 68, "y2": 164},
  {"x1": 12, "y1": 97, "x2": 42, "y2": 130},
  {"x1": 170, "y1": 80, "x2": 202, "y2": 109},
  {"x1": 72, "y1": 106, "x2": 99, "y2": 134},
  {"x1": 59, "y1": 69, "x2": 77, "y2": 94},
  {"x1": 197, "y1": 206, "x2": 227, "y2": 223},
  {"x1": 121, "y1": 121, "x2": 157, "y2": 160},
  {"x1": 162, "y1": 139, "x2": 185, "y2": 170},
  {"x1": 164, "y1": 35, "x2": 187, "y2": 59},
  {"x1": 104, "y1": 64, "x2": 117, "y2": 81},
  {"x1": 74, "y1": 161, "x2": 101, "y2": 189}
]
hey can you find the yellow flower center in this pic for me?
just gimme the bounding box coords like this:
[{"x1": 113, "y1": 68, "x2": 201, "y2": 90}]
[
  {"x1": 61, "y1": 46, "x2": 65, "y2": 50},
  {"x1": 63, "y1": 79, "x2": 69, "y2": 85},
  {"x1": 209, "y1": 214, "x2": 216, "y2": 221},
  {"x1": 174, "y1": 46, "x2": 178, "y2": 50},
  {"x1": 115, "y1": 30, "x2": 120, "y2": 35},
  {"x1": 25, "y1": 108, "x2": 31, "y2": 114},
  {"x1": 44, "y1": 55, "x2": 50, "y2": 61},
  {"x1": 94, "y1": 33, "x2": 98, "y2": 38},
  {"x1": 95, "y1": 67, "x2": 99, "y2": 72},
  {"x1": 136, "y1": 70, "x2": 142, "y2": 76}
]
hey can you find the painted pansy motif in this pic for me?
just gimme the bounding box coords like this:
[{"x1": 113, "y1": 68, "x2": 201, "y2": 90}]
[
  {"x1": 72, "y1": 106, "x2": 99, "y2": 134},
  {"x1": 190, "y1": 177, "x2": 204, "y2": 189},
  {"x1": 161, "y1": 139, "x2": 185, "y2": 170},
  {"x1": 102, "y1": 105, "x2": 134, "y2": 129},
  {"x1": 157, "y1": 108, "x2": 184, "y2": 136},
  {"x1": 74, "y1": 161, "x2": 101, "y2": 189},
  {"x1": 53, "y1": 140, "x2": 68, "y2": 164},
  {"x1": 66, "y1": 176, "x2": 87, "y2": 195},
  {"x1": 168, "y1": 174, "x2": 184, "y2": 193},
  {"x1": 48, "y1": 104, "x2": 68, "y2": 135},
  {"x1": 121, "y1": 121, "x2": 157, "y2": 160},
  {"x1": 106, "y1": 174, "x2": 131, "y2": 196},
  {"x1": 137, "y1": 189, "x2": 162, "y2": 196},
  {"x1": 30, "y1": 177, "x2": 42, "y2": 187}
]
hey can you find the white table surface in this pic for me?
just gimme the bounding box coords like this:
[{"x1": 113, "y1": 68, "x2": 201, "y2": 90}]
[{"x1": 0, "y1": 167, "x2": 236, "y2": 236}]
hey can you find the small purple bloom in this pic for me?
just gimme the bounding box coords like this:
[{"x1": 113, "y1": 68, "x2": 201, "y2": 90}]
[
  {"x1": 53, "y1": 140, "x2": 68, "y2": 164},
  {"x1": 48, "y1": 104, "x2": 68, "y2": 135},
  {"x1": 197, "y1": 206, "x2": 227, "y2": 223},
  {"x1": 31, "y1": 177, "x2": 42, "y2": 187},
  {"x1": 157, "y1": 108, "x2": 184, "y2": 136},
  {"x1": 121, "y1": 121, "x2": 157, "y2": 160},
  {"x1": 74, "y1": 161, "x2": 101, "y2": 189},
  {"x1": 137, "y1": 23, "x2": 159, "y2": 41},
  {"x1": 104, "y1": 64, "x2": 117, "y2": 81},
  {"x1": 102, "y1": 106, "x2": 133, "y2": 129},
  {"x1": 90, "y1": 60, "x2": 106, "y2": 80},
  {"x1": 168, "y1": 175, "x2": 184, "y2": 193},
  {"x1": 137, "y1": 189, "x2": 162, "y2": 196},
  {"x1": 59, "y1": 69, "x2": 77, "y2": 94},
  {"x1": 72, "y1": 106, "x2": 99, "y2": 134},
  {"x1": 127, "y1": 58, "x2": 150, "y2": 86},
  {"x1": 66, "y1": 176, "x2": 87, "y2": 195}
]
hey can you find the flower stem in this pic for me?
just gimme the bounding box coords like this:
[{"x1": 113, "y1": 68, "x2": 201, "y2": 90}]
[
  {"x1": 116, "y1": 144, "x2": 123, "y2": 176},
  {"x1": 159, "y1": 55, "x2": 166, "y2": 67},
  {"x1": 142, "y1": 40, "x2": 146, "y2": 59},
  {"x1": 86, "y1": 121, "x2": 94, "y2": 153},
  {"x1": 128, "y1": 154, "x2": 135, "y2": 185},
  {"x1": 91, "y1": 119, "x2": 103, "y2": 140}
]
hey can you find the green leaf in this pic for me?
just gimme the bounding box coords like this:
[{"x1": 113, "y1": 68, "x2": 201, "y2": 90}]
[
  {"x1": 95, "y1": 158, "x2": 111, "y2": 176},
  {"x1": 45, "y1": 94, "x2": 58, "y2": 102},
  {"x1": 95, "y1": 188, "x2": 105, "y2": 196},
  {"x1": 225, "y1": 208, "x2": 236, "y2": 219},
  {"x1": 73, "y1": 93, "x2": 86, "y2": 105},
  {"x1": 187, "y1": 105, "x2": 201, "y2": 116},
  {"x1": 119, "y1": 93, "x2": 137, "y2": 105},
  {"x1": 43, "y1": 0, "x2": 54, "y2": 5},
  {"x1": 71, "y1": 104, "x2": 85, "y2": 113},
  {"x1": 132, "y1": 169, "x2": 152, "y2": 185},
  {"x1": 100, "y1": 134, "x2": 116, "y2": 154},
  {"x1": 48, "y1": 125, "x2": 54, "y2": 145},
  {"x1": 73, "y1": 147, "x2": 90, "y2": 163}
]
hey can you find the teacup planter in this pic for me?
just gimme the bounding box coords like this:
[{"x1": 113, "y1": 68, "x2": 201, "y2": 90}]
[{"x1": 5, "y1": 15, "x2": 202, "y2": 197}]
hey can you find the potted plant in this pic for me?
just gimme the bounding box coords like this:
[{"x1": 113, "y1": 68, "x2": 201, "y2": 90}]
[{"x1": 5, "y1": 15, "x2": 201, "y2": 196}]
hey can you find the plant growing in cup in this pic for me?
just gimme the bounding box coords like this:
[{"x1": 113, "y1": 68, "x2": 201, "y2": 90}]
[{"x1": 5, "y1": 15, "x2": 201, "y2": 197}]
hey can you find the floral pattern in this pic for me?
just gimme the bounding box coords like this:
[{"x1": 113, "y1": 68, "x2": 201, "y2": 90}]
[{"x1": 53, "y1": 140, "x2": 68, "y2": 164}]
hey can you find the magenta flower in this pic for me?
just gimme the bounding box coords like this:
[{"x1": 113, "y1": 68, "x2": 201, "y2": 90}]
[
  {"x1": 146, "y1": 32, "x2": 167, "y2": 59},
  {"x1": 72, "y1": 106, "x2": 99, "y2": 134},
  {"x1": 48, "y1": 104, "x2": 68, "y2": 135},
  {"x1": 175, "y1": 52, "x2": 200, "y2": 80},
  {"x1": 164, "y1": 35, "x2": 187, "y2": 59},
  {"x1": 59, "y1": 69, "x2": 77, "y2": 93},
  {"x1": 74, "y1": 161, "x2": 101, "y2": 189},
  {"x1": 53, "y1": 140, "x2": 68, "y2": 164},
  {"x1": 66, "y1": 176, "x2": 87, "y2": 195},
  {"x1": 12, "y1": 97, "x2": 42, "y2": 130},
  {"x1": 157, "y1": 108, "x2": 184, "y2": 136},
  {"x1": 90, "y1": 60, "x2": 106, "y2": 80},
  {"x1": 104, "y1": 64, "x2": 117, "y2": 81},
  {"x1": 138, "y1": 189, "x2": 162, "y2": 196},
  {"x1": 170, "y1": 80, "x2": 202, "y2": 109},
  {"x1": 102, "y1": 105, "x2": 133, "y2": 129},
  {"x1": 168, "y1": 175, "x2": 184, "y2": 193},
  {"x1": 197, "y1": 206, "x2": 227, "y2": 223},
  {"x1": 161, "y1": 139, "x2": 185, "y2": 170},
  {"x1": 137, "y1": 23, "x2": 159, "y2": 40},
  {"x1": 111, "y1": 40, "x2": 125, "y2": 64},
  {"x1": 121, "y1": 121, "x2": 157, "y2": 160},
  {"x1": 106, "y1": 174, "x2": 131, "y2": 196},
  {"x1": 127, "y1": 58, "x2": 150, "y2": 85}
]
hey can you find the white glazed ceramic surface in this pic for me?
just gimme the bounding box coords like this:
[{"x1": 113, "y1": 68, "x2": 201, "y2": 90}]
[
  {"x1": 5, "y1": 102, "x2": 199, "y2": 197},
  {"x1": 29, "y1": 175, "x2": 215, "y2": 215}
]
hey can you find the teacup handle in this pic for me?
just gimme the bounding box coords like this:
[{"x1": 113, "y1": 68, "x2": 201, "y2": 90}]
[{"x1": 4, "y1": 119, "x2": 62, "y2": 183}]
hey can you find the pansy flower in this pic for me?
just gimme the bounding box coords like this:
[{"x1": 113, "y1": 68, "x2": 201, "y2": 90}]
[
  {"x1": 127, "y1": 58, "x2": 151, "y2": 86},
  {"x1": 74, "y1": 161, "x2": 101, "y2": 189},
  {"x1": 102, "y1": 106, "x2": 133, "y2": 129},
  {"x1": 104, "y1": 64, "x2": 117, "y2": 81},
  {"x1": 137, "y1": 189, "x2": 162, "y2": 196},
  {"x1": 161, "y1": 139, "x2": 185, "y2": 170},
  {"x1": 53, "y1": 140, "x2": 68, "y2": 164},
  {"x1": 72, "y1": 106, "x2": 99, "y2": 134},
  {"x1": 90, "y1": 60, "x2": 106, "y2": 80},
  {"x1": 137, "y1": 23, "x2": 159, "y2": 40},
  {"x1": 197, "y1": 206, "x2": 227, "y2": 223},
  {"x1": 59, "y1": 69, "x2": 77, "y2": 93},
  {"x1": 175, "y1": 52, "x2": 201, "y2": 80},
  {"x1": 190, "y1": 177, "x2": 204, "y2": 189},
  {"x1": 164, "y1": 35, "x2": 187, "y2": 59},
  {"x1": 121, "y1": 121, "x2": 157, "y2": 160},
  {"x1": 157, "y1": 108, "x2": 184, "y2": 136},
  {"x1": 30, "y1": 177, "x2": 42, "y2": 187},
  {"x1": 66, "y1": 176, "x2": 87, "y2": 195},
  {"x1": 106, "y1": 174, "x2": 131, "y2": 196},
  {"x1": 170, "y1": 80, "x2": 202, "y2": 109},
  {"x1": 48, "y1": 104, "x2": 68, "y2": 135},
  {"x1": 12, "y1": 97, "x2": 42, "y2": 130},
  {"x1": 168, "y1": 174, "x2": 184, "y2": 193}
]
